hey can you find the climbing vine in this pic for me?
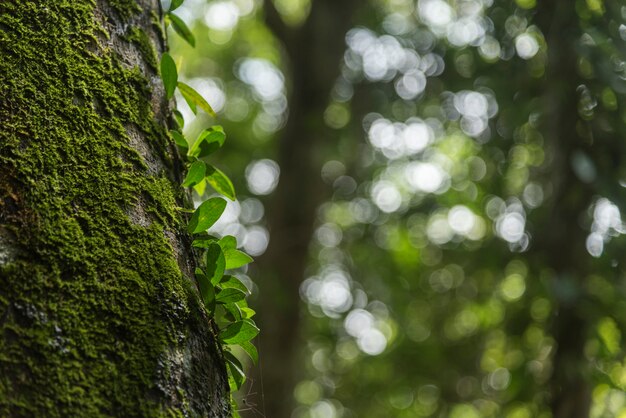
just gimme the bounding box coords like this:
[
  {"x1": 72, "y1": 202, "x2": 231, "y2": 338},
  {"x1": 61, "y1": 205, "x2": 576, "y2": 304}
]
[{"x1": 161, "y1": 1, "x2": 258, "y2": 415}]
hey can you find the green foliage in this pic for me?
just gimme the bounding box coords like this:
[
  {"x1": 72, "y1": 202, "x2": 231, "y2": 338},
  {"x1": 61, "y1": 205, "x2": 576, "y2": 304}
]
[
  {"x1": 177, "y1": 81, "x2": 216, "y2": 117},
  {"x1": 168, "y1": 0, "x2": 184, "y2": 12},
  {"x1": 163, "y1": 8, "x2": 260, "y2": 414},
  {"x1": 167, "y1": 13, "x2": 195, "y2": 47},
  {"x1": 187, "y1": 197, "x2": 226, "y2": 233},
  {"x1": 160, "y1": 52, "x2": 177, "y2": 99},
  {"x1": 220, "y1": 319, "x2": 260, "y2": 345},
  {"x1": 181, "y1": 160, "x2": 205, "y2": 187},
  {"x1": 188, "y1": 126, "x2": 226, "y2": 158},
  {"x1": 205, "y1": 165, "x2": 236, "y2": 200},
  {"x1": 205, "y1": 242, "x2": 226, "y2": 285}
]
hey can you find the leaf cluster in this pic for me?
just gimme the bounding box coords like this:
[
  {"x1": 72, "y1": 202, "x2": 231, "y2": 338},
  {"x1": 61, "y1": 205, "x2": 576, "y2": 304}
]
[{"x1": 161, "y1": 2, "x2": 258, "y2": 412}]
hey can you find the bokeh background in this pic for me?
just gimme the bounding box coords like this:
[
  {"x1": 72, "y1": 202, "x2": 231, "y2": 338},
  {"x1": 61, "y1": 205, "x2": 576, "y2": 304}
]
[{"x1": 166, "y1": 0, "x2": 626, "y2": 417}]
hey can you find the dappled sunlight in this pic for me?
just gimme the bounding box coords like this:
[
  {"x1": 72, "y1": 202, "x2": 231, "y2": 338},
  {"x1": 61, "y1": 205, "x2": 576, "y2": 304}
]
[{"x1": 168, "y1": 0, "x2": 626, "y2": 416}]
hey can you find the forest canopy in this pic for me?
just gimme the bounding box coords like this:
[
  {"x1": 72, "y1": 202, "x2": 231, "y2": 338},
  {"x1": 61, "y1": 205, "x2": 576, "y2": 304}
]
[{"x1": 168, "y1": 0, "x2": 626, "y2": 417}]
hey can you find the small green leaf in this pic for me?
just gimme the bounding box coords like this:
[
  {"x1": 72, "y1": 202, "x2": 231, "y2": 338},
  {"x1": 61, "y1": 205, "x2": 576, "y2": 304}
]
[
  {"x1": 168, "y1": 13, "x2": 196, "y2": 47},
  {"x1": 220, "y1": 275, "x2": 249, "y2": 294},
  {"x1": 177, "y1": 82, "x2": 216, "y2": 117},
  {"x1": 205, "y1": 243, "x2": 226, "y2": 285},
  {"x1": 170, "y1": 130, "x2": 187, "y2": 149},
  {"x1": 182, "y1": 161, "x2": 206, "y2": 187},
  {"x1": 188, "y1": 126, "x2": 226, "y2": 158},
  {"x1": 216, "y1": 288, "x2": 246, "y2": 304},
  {"x1": 195, "y1": 268, "x2": 215, "y2": 314},
  {"x1": 218, "y1": 235, "x2": 254, "y2": 270},
  {"x1": 218, "y1": 235, "x2": 237, "y2": 250},
  {"x1": 192, "y1": 235, "x2": 219, "y2": 248},
  {"x1": 236, "y1": 340, "x2": 258, "y2": 365},
  {"x1": 223, "y1": 248, "x2": 253, "y2": 270},
  {"x1": 240, "y1": 307, "x2": 256, "y2": 319},
  {"x1": 193, "y1": 178, "x2": 207, "y2": 196},
  {"x1": 160, "y1": 53, "x2": 177, "y2": 99},
  {"x1": 206, "y1": 165, "x2": 236, "y2": 200},
  {"x1": 169, "y1": 0, "x2": 184, "y2": 11},
  {"x1": 181, "y1": 90, "x2": 197, "y2": 114},
  {"x1": 188, "y1": 197, "x2": 226, "y2": 234},
  {"x1": 223, "y1": 302, "x2": 242, "y2": 321},
  {"x1": 224, "y1": 351, "x2": 246, "y2": 391},
  {"x1": 220, "y1": 319, "x2": 260, "y2": 344},
  {"x1": 172, "y1": 109, "x2": 185, "y2": 129}
]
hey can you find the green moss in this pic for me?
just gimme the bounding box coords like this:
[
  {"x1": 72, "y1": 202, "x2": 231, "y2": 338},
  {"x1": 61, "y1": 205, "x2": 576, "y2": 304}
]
[
  {"x1": 109, "y1": 0, "x2": 141, "y2": 19},
  {"x1": 124, "y1": 26, "x2": 159, "y2": 71},
  {"x1": 0, "y1": 1, "x2": 226, "y2": 417}
]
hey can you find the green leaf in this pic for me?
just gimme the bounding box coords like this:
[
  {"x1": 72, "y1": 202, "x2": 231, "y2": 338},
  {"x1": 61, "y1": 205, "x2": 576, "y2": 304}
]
[
  {"x1": 216, "y1": 288, "x2": 246, "y2": 304},
  {"x1": 182, "y1": 161, "x2": 206, "y2": 187},
  {"x1": 168, "y1": 13, "x2": 195, "y2": 47},
  {"x1": 188, "y1": 197, "x2": 226, "y2": 234},
  {"x1": 223, "y1": 302, "x2": 242, "y2": 321},
  {"x1": 195, "y1": 268, "x2": 215, "y2": 314},
  {"x1": 172, "y1": 110, "x2": 184, "y2": 129},
  {"x1": 170, "y1": 130, "x2": 187, "y2": 149},
  {"x1": 220, "y1": 319, "x2": 260, "y2": 345},
  {"x1": 193, "y1": 178, "x2": 207, "y2": 196},
  {"x1": 220, "y1": 275, "x2": 249, "y2": 294},
  {"x1": 218, "y1": 235, "x2": 237, "y2": 250},
  {"x1": 216, "y1": 239, "x2": 252, "y2": 271},
  {"x1": 240, "y1": 307, "x2": 256, "y2": 319},
  {"x1": 205, "y1": 165, "x2": 236, "y2": 200},
  {"x1": 177, "y1": 82, "x2": 216, "y2": 117},
  {"x1": 160, "y1": 53, "x2": 177, "y2": 100},
  {"x1": 169, "y1": 0, "x2": 184, "y2": 11},
  {"x1": 223, "y1": 248, "x2": 253, "y2": 270},
  {"x1": 236, "y1": 340, "x2": 258, "y2": 365},
  {"x1": 192, "y1": 235, "x2": 219, "y2": 248},
  {"x1": 188, "y1": 127, "x2": 226, "y2": 158},
  {"x1": 205, "y1": 243, "x2": 225, "y2": 285},
  {"x1": 224, "y1": 351, "x2": 246, "y2": 391}
]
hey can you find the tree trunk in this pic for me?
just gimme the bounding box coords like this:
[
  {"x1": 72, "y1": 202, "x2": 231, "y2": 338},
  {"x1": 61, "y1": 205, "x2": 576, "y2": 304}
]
[
  {"x1": 0, "y1": 1, "x2": 229, "y2": 416},
  {"x1": 535, "y1": 1, "x2": 593, "y2": 416},
  {"x1": 252, "y1": 1, "x2": 358, "y2": 417}
]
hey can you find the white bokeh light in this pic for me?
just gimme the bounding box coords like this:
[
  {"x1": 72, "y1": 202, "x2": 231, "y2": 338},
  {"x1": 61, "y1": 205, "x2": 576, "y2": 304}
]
[
  {"x1": 371, "y1": 181, "x2": 402, "y2": 213},
  {"x1": 418, "y1": 0, "x2": 454, "y2": 32},
  {"x1": 357, "y1": 328, "x2": 387, "y2": 355},
  {"x1": 237, "y1": 59, "x2": 285, "y2": 101},
  {"x1": 448, "y1": 205, "x2": 475, "y2": 235},
  {"x1": 496, "y1": 212, "x2": 525, "y2": 243},
  {"x1": 245, "y1": 159, "x2": 280, "y2": 195},
  {"x1": 242, "y1": 225, "x2": 269, "y2": 256},
  {"x1": 405, "y1": 162, "x2": 449, "y2": 194},
  {"x1": 515, "y1": 33, "x2": 539, "y2": 60},
  {"x1": 586, "y1": 198, "x2": 624, "y2": 257},
  {"x1": 204, "y1": 1, "x2": 239, "y2": 31}
]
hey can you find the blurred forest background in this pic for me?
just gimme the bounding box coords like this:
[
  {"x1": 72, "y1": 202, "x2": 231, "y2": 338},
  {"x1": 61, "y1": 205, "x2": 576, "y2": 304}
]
[{"x1": 166, "y1": 0, "x2": 626, "y2": 417}]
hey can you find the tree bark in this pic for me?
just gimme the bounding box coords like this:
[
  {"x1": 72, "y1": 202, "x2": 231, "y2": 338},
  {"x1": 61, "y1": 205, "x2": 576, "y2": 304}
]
[{"x1": 0, "y1": 1, "x2": 229, "y2": 416}]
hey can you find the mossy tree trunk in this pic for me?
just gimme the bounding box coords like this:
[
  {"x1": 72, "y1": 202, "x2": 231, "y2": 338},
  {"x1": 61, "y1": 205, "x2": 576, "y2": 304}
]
[{"x1": 0, "y1": 1, "x2": 229, "y2": 416}]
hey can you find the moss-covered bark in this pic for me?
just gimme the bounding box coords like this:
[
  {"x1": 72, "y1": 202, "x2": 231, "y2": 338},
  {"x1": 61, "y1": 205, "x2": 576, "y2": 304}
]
[{"x1": 0, "y1": 1, "x2": 229, "y2": 416}]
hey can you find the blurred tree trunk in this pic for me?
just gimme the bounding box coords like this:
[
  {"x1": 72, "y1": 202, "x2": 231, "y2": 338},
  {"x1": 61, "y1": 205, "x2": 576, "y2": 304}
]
[
  {"x1": 535, "y1": 1, "x2": 592, "y2": 416},
  {"x1": 0, "y1": 1, "x2": 229, "y2": 416},
  {"x1": 253, "y1": 1, "x2": 358, "y2": 416}
]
